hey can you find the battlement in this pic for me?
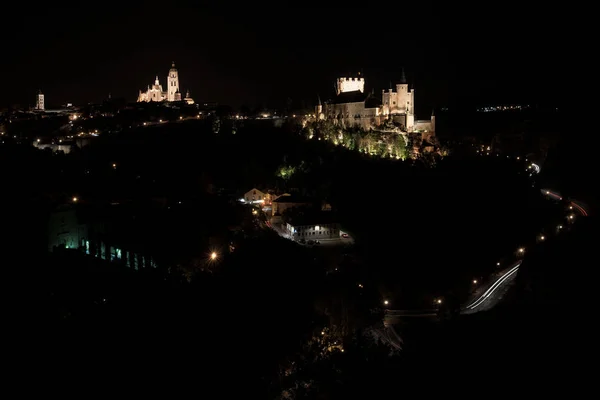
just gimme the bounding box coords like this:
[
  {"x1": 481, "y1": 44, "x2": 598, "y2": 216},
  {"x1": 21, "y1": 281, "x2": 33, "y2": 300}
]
[
  {"x1": 338, "y1": 77, "x2": 364, "y2": 82},
  {"x1": 337, "y1": 76, "x2": 365, "y2": 95}
]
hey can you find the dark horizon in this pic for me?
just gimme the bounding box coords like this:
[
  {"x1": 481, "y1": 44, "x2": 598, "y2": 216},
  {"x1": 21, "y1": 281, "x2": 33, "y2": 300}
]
[{"x1": 2, "y1": 4, "x2": 572, "y2": 110}]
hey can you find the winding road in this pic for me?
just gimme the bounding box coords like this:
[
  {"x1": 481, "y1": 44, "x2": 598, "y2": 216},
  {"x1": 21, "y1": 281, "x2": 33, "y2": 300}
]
[{"x1": 460, "y1": 188, "x2": 589, "y2": 314}]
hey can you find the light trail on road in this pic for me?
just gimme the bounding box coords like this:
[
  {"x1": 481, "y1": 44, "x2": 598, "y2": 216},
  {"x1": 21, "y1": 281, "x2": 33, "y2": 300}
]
[
  {"x1": 466, "y1": 261, "x2": 522, "y2": 310},
  {"x1": 542, "y1": 189, "x2": 589, "y2": 217},
  {"x1": 570, "y1": 201, "x2": 588, "y2": 216}
]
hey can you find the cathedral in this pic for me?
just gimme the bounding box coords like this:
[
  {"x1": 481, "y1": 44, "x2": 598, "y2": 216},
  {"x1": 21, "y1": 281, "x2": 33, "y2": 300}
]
[
  {"x1": 138, "y1": 62, "x2": 193, "y2": 103},
  {"x1": 316, "y1": 69, "x2": 434, "y2": 134}
]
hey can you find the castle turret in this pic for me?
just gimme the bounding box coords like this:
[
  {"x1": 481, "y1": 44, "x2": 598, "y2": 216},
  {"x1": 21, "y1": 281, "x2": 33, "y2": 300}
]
[
  {"x1": 184, "y1": 89, "x2": 194, "y2": 105},
  {"x1": 316, "y1": 94, "x2": 322, "y2": 115},
  {"x1": 167, "y1": 61, "x2": 180, "y2": 102}
]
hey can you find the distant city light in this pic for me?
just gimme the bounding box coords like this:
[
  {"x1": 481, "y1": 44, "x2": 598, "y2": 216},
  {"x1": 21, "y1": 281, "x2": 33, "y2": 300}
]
[
  {"x1": 383, "y1": 300, "x2": 389, "y2": 305},
  {"x1": 72, "y1": 196, "x2": 78, "y2": 202}
]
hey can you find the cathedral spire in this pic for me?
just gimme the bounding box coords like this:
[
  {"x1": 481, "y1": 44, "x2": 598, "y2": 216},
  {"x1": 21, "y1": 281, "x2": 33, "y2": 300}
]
[
  {"x1": 400, "y1": 67, "x2": 407, "y2": 84},
  {"x1": 317, "y1": 94, "x2": 321, "y2": 106},
  {"x1": 155, "y1": 76, "x2": 159, "y2": 85}
]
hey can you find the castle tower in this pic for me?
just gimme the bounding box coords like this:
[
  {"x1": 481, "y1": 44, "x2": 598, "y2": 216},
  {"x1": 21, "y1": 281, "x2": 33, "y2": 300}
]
[
  {"x1": 36, "y1": 89, "x2": 45, "y2": 111},
  {"x1": 336, "y1": 72, "x2": 365, "y2": 95},
  {"x1": 395, "y1": 67, "x2": 409, "y2": 111},
  {"x1": 167, "y1": 62, "x2": 180, "y2": 102}
]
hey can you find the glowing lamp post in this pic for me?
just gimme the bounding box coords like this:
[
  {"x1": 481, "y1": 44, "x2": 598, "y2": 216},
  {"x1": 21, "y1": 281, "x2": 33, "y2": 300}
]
[{"x1": 210, "y1": 252, "x2": 217, "y2": 261}]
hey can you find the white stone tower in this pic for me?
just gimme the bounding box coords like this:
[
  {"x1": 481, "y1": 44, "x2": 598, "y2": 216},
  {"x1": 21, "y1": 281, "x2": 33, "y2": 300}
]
[
  {"x1": 167, "y1": 61, "x2": 180, "y2": 102},
  {"x1": 36, "y1": 89, "x2": 45, "y2": 111},
  {"x1": 336, "y1": 72, "x2": 365, "y2": 95}
]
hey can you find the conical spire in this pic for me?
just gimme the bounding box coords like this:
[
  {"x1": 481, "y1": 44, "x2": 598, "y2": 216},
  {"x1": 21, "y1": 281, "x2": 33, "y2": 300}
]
[
  {"x1": 317, "y1": 94, "x2": 321, "y2": 106},
  {"x1": 400, "y1": 68, "x2": 407, "y2": 84}
]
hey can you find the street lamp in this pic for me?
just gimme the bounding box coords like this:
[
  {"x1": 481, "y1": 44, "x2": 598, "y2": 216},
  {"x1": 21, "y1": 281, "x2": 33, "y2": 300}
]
[
  {"x1": 436, "y1": 299, "x2": 442, "y2": 305},
  {"x1": 210, "y1": 252, "x2": 217, "y2": 260},
  {"x1": 540, "y1": 235, "x2": 545, "y2": 241},
  {"x1": 72, "y1": 196, "x2": 78, "y2": 203},
  {"x1": 472, "y1": 279, "x2": 478, "y2": 284},
  {"x1": 383, "y1": 300, "x2": 389, "y2": 306},
  {"x1": 518, "y1": 247, "x2": 525, "y2": 253}
]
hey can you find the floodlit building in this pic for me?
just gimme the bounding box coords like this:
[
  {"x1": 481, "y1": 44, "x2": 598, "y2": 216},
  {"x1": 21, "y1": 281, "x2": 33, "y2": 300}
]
[
  {"x1": 35, "y1": 90, "x2": 45, "y2": 111},
  {"x1": 138, "y1": 62, "x2": 184, "y2": 103},
  {"x1": 317, "y1": 68, "x2": 435, "y2": 134}
]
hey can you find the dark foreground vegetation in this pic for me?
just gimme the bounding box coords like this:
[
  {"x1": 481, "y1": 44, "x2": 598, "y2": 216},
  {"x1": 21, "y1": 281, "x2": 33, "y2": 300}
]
[{"x1": 3, "y1": 116, "x2": 593, "y2": 397}]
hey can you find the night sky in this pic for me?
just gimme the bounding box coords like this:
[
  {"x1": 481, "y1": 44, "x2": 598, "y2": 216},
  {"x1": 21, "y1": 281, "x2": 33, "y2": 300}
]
[{"x1": 2, "y1": 3, "x2": 570, "y2": 113}]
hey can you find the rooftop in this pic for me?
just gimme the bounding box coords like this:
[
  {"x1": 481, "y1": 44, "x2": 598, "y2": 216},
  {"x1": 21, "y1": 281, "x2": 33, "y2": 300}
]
[
  {"x1": 330, "y1": 90, "x2": 367, "y2": 104},
  {"x1": 273, "y1": 194, "x2": 315, "y2": 204},
  {"x1": 286, "y1": 211, "x2": 338, "y2": 227}
]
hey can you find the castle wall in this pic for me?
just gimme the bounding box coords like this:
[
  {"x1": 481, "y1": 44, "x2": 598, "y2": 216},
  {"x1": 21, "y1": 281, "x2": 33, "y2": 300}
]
[
  {"x1": 413, "y1": 120, "x2": 433, "y2": 133},
  {"x1": 325, "y1": 102, "x2": 380, "y2": 129}
]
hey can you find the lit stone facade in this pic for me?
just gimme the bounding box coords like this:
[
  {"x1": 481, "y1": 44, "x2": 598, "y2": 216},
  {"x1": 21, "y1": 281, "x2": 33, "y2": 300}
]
[
  {"x1": 137, "y1": 62, "x2": 183, "y2": 103},
  {"x1": 167, "y1": 63, "x2": 180, "y2": 102},
  {"x1": 336, "y1": 76, "x2": 365, "y2": 95},
  {"x1": 36, "y1": 90, "x2": 45, "y2": 111},
  {"x1": 319, "y1": 69, "x2": 434, "y2": 133}
]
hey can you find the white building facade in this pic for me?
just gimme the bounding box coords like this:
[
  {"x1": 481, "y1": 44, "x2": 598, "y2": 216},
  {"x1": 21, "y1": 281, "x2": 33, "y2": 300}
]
[
  {"x1": 36, "y1": 90, "x2": 45, "y2": 111},
  {"x1": 138, "y1": 62, "x2": 182, "y2": 103}
]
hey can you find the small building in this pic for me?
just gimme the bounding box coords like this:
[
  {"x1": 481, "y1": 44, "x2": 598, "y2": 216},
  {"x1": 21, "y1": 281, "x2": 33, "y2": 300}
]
[
  {"x1": 243, "y1": 188, "x2": 268, "y2": 203},
  {"x1": 271, "y1": 194, "x2": 315, "y2": 223},
  {"x1": 47, "y1": 205, "x2": 158, "y2": 270},
  {"x1": 285, "y1": 212, "x2": 340, "y2": 240}
]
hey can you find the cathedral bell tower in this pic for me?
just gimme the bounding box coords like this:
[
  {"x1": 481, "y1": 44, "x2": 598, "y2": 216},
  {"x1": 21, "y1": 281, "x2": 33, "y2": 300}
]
[{"x1": 167, "y1": 61, "x2": 180, "y2": 102}]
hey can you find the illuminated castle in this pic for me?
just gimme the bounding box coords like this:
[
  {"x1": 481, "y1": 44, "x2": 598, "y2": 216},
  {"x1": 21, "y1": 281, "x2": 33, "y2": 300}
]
[
  {"x1": 318, "y1": 69, "x2": 434, "y2": 134},
  {"x1": 137, "y1": 62, "x2": 185, "y2": 103}
]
